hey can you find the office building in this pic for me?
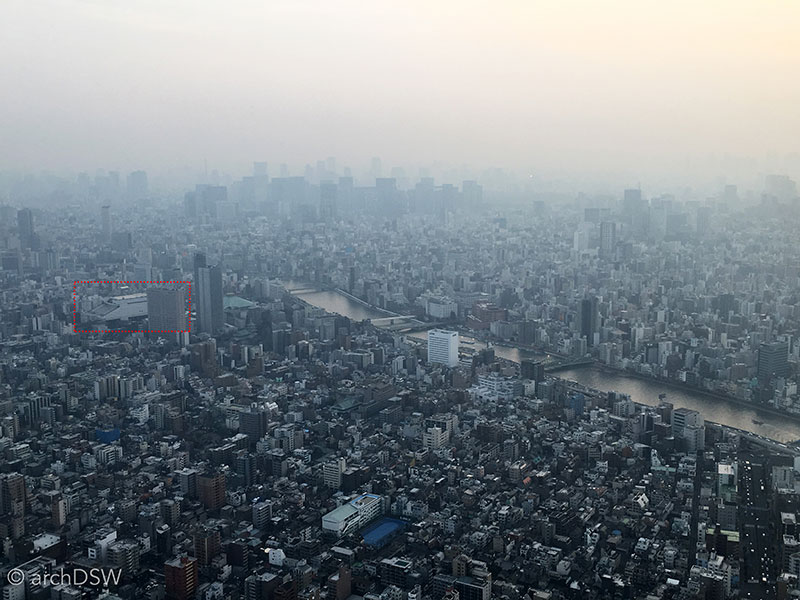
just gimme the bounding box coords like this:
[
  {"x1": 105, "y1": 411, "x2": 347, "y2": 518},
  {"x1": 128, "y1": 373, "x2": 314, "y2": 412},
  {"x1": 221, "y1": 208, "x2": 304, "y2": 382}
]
[
  {"x1": 239, "y1": 408, "x2": 269, "y2": 441},
  {"x1": 195, "y1": 253, "x2": 223, "y2": 334},
  {"x1": 672, "y1": 407, "x2": 703, "y2": 438},
  {"x1": 428, "y1": 329, "x2": 459, "y2": 367},
  {"x1": 127, "y1": 170, "x2": 148, "y2": 201},
  {"x1": 758, "y1": 341, "x2": 790, "y2": 384},
  {"x1": 580, "y1": 296, "x2": 600, "y2": 347},
  {"x1": 178, "y1": 468, "x2": 197, "y2": 497},
  {"x1": 623, "y1": 188, "x2": 642, "y2": 211},
  {"x1": 254, "y1": 161, "x2": 268, "y2": 178},
  {"x1": 320, "y1": 182, "x2": 338, "y2": 221},
  {"x1": 324, "y1": 457, "x2": 347, "y2": 489},
  {"x1": 101, "y1": 205, "x2": 111, "y2": 241},
  {"x1": 147, "y1": 286, "x2": 187, "y2": 331},
  {"x1": 600, "y1": 221, "x2": 616, "y2": 259},
  {"x1": 17, "y1": 209, "x2": 35, "y2": 249},
  {"x1": 520, "y1": 360, "x2": 545, "y2": 383}
]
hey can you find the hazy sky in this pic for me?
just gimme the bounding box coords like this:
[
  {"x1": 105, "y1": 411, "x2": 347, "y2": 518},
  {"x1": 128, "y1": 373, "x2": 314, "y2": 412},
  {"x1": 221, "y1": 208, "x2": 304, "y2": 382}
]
[{"x1": 2, "y1": 0, "x2": 799, "y2": 182}]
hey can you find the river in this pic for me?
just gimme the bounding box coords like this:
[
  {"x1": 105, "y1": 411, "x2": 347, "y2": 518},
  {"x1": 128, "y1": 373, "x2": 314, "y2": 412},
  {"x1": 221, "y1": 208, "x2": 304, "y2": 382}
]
[
  {"x1": 556, "y1": 368, "x2": 800, "y2": 443},
  {"x1": 290, "y1": 289, "x2": 387, "y2": 322},
  {"x1": 285, "y1": 281, "x2": 800, "y2": 443}
]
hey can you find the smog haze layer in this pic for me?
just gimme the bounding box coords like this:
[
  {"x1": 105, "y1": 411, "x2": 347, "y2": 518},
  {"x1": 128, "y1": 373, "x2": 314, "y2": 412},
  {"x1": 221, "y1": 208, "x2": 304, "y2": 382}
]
[{"x1": 2, "y1": 0, "x2": 800, "y2": 186}]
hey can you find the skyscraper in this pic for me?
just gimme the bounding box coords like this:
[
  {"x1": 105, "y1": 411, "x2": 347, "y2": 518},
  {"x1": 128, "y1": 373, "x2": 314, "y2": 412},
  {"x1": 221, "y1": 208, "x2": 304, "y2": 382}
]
[
  {"x1": 147, "y1": 286, "x2": 187, "y2": 331},
  {"x1": 580, "y1": 296, "x2": 600, "y2": 347},
  {"x1": 320, "y1": 182, "x2": 338, "y2": 221},
  {"x1": 101, "y1": 205, "x2": 111, "y2": 241},
  {"x1": 253, "y1": 161, "x2": 268, "y2": 178},
  {"x1": 370, "y1": 156, "x2": 382, "y2": 179},
  {"x1": 623, "y1": 188, "x2": 647, "y2": 235},
  {"x1": 428, "y1": 329, "x2": 459, "y2": 367},
  {"x1": 599, "y1": 221, "x2": 617, "y2": 259},
  {"x1": 127, "y1": 170, "x2": 148, "y2": 201},
  {"x1": 757, "y1": 341, "x2": 790, "y2": 384},
  {"x1": 194, "y1": 253, "x2": 223, "y2": 334},
  {"x1": 17, "y1": 208, "x2": 35, "y2": 249},
  {"x1": 193, "y1": 251, "x2": 206, "y2": 281},
  {"x1": 623, "y1": 188, "x2": 642, "y2": 211}
]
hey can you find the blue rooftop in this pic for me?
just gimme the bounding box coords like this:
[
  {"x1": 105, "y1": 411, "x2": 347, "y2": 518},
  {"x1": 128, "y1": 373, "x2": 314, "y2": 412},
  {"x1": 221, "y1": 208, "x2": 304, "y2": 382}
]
[{"x1": 361, "y1": 517, "x2": 407, "y2": 549}]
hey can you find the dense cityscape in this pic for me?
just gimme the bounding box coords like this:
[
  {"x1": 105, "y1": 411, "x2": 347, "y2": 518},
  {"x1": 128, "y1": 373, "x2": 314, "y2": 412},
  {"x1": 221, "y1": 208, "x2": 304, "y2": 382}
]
[
  {"x1": 4, "y1": 1, "x2": 800, "y2": 599},
  {"x1": 0, "y1": 164, "x2": 799, "y2": 600}
]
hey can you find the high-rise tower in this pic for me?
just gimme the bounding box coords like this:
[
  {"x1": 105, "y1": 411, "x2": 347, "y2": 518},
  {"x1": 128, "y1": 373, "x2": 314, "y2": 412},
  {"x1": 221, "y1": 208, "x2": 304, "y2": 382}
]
[{"x1": 194, "y1": 253, "x2": 223, "y2": 334}]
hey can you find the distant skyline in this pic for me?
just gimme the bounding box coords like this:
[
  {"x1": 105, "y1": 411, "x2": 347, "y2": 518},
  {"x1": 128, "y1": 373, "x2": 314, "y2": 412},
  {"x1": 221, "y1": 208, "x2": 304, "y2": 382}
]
[{"x1": 2, "y1": 1, "x2": 800, "y2": 186}]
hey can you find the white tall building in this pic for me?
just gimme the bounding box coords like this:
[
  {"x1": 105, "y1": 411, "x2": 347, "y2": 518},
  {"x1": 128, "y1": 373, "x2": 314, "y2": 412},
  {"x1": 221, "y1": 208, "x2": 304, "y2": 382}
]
[
  {"x1": 423, "y1": 426, "x2": 448, "y2": 450},
  {"x1": 323, "y1": 457, "x2": 347, "y2": 489},
  {"x1": 428, "y1": 329, "x2": 459, "y2": 367},
  {"x1": 672, "y1": 407, "x2": 702, "y2": 437}
]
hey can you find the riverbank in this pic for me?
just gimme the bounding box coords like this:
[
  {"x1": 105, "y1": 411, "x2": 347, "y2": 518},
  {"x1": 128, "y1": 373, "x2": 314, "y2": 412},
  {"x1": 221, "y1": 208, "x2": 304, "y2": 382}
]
[
  {"x1": 589, "y1": 363, "x2": 800, "y2": 427},
  {"x1": 558, "y1": 366, "x2": 800, "y2": 443},
  {"x1": 559, "y1": 374, "x2": 797, "y2": 451}
]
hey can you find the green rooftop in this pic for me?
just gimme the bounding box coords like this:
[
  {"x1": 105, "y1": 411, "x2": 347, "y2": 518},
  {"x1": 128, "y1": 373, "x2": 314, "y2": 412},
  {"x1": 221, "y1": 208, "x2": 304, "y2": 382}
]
[{"x1": 224, "y1": 295, "x2": 256, "y2": 309}]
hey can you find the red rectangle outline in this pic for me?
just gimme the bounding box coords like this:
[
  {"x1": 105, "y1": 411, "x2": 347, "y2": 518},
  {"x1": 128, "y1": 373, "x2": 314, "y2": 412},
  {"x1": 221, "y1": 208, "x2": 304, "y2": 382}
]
[{"x1": 73, "y1": 281, "x2": 192, "y2": 334}]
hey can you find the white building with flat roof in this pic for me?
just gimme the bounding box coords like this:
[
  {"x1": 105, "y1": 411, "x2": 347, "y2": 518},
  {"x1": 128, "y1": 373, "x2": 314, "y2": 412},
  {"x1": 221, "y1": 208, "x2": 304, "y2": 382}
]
[
  {"x1": 84, "y1": 294, "x2": 148, "y2": 323},
  {"x1": 321, "y1": 493, "x2": 383, "y2": 537},
  {"x1": 428, "y1": 329, "x2": 459, "y2": 367}
]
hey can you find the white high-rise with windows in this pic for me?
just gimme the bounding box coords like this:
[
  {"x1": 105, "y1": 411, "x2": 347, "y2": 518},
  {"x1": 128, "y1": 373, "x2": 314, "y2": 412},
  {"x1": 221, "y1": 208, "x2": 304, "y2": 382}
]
[
  {"x1": 323, "y1": 457, "x2": 347, "y2": 489},
  {"x1": 428, "y1": 329, "x2": 459, "y2": 367},
  {"x1": 423, "y1": 426, "x2": 448, "y2": 450}
]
